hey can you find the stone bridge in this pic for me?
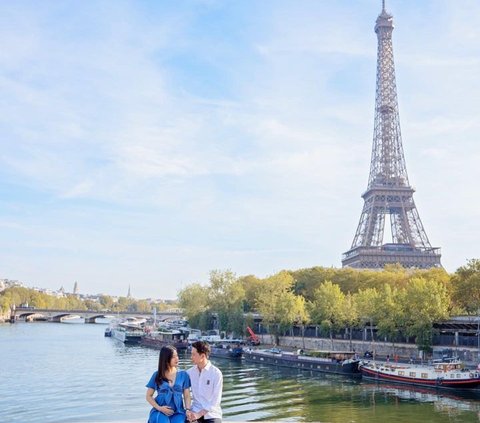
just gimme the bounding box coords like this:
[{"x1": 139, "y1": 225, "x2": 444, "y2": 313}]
[{"x1": 11, "y1": 307, "x2": 183, "y2": 323}]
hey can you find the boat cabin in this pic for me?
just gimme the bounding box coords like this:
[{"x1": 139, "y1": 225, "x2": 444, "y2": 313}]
[{"x1": 304, "y1": 350, "x2": 357, "y2": 362}]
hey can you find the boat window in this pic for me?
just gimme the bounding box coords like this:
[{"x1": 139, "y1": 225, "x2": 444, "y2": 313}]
[
  {"x1": 398, "y1": 371, "x2": 404, "y2": 376},
  {"x1": 421, "y1": 373, "x2": 428, "y2": 378},
  {"x1": 409, "y1": 372, "x2": 416, "y2": 377}
]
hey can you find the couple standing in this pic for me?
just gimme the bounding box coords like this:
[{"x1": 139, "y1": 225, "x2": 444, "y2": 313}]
[{"x1": 145, "y1": 341, "x2": 223, "y2": 423}]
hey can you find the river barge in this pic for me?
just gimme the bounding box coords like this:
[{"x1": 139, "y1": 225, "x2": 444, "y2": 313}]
[
  {"x1": 209, "y1": 340, "x2": 244, "y2": 360},
  {"x1": 141, "y1": 329, "x2": 189, "y2": 350},
  {"x1": 243, "y1": 348, "x2": 361, "y2": 377},
  {"x1": 360, "y1": 357, "x2": 480, "y2": 389}
]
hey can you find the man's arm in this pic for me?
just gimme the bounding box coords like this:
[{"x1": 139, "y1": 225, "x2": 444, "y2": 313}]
[
  {"x1": 190, "y1": 369, "x2": 223, "y2": 419},
  {"x1": 202, "y1": 369, "x2": 223, "y2": 412}
]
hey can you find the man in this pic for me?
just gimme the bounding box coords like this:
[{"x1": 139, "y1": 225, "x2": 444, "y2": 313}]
[{"x1": 187, "y1": 341, "x2": 223, "y2": 423}]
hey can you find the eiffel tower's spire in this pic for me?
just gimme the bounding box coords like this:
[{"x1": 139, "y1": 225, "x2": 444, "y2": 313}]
[{"x1": 342, "y1": 2, "x2": 441, "y2": 269}]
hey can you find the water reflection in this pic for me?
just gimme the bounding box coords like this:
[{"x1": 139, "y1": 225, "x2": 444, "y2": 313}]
[
  {"x1": 2, "y1": 324, "x2": 480, "y2": 423},
  {"x1": 217, "y1": 358, "x2": 480, "y2": 422},
  {"x1": 362, "y1": 382, "x2": 480, "y2": 412}
]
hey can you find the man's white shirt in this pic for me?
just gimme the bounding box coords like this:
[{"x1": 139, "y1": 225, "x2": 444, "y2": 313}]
[{"x1": 187, "y1": 361, "x2": 223, "y2": 419}]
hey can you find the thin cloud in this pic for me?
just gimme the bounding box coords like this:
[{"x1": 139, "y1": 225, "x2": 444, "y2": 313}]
[{"x1": 0, "y1": 0, "x2": 478, "y2": 298}]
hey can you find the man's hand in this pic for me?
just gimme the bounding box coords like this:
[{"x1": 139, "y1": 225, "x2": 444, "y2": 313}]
[{"x1": 187, "y1": 410, "x2": 201, "y2": 421}]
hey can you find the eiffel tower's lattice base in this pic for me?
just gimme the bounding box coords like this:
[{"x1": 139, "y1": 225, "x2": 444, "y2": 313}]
[{"x1": 342, "y1": 245, "x2": 442, "y2": 269}]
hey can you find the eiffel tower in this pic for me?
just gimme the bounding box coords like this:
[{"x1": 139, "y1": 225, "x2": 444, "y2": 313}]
[{"x1": 342, "y1": 1, "x2": 441, "y2": 269}]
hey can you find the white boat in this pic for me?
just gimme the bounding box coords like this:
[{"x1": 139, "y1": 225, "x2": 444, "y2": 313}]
[
  {"x1": 360, "y1": 357, "x2": 480, "y2": 389},
  {"x1": 95, "y1": 315, "x2": 115, "y2": 324},
  {"x1": 186, "y1": 328, "x2": 221, "y2": 343},
  {"x1": 187, "y1": 329, "x2": 202, "y2": 342},
  {"x1": 201, "y1": 329, "x2": 222, "y2": 343},
  {"x1": 60, "y1": 315, "x2": 85, "y2": 324},
  {"x1": 111, "y1": 325, "x2": 144, "y2": 344},
  {"x1": 109, "y1": 317, "x2": 146, "y2": 344},
  {"x1": 120, "y1": 317, "x2": 147, "y2": 327}
]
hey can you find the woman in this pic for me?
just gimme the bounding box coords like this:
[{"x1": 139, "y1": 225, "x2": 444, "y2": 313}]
[{"x1": 146, "y1": 345, "x2": 191, "y2": 423}]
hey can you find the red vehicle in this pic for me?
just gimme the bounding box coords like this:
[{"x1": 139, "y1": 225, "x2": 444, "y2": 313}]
[{"x1": 246, "y1": 326, "x2": 260, "y2": 346}]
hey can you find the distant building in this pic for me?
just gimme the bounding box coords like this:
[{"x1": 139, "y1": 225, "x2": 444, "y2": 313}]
[{"x1": 0, "y1": 279, "x2": 24, "y2": 291}]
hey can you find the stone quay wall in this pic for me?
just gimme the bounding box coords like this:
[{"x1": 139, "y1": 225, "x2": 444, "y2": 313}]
[{"x1": 258, "y1": 334, "x2": 480, "y2": 365}]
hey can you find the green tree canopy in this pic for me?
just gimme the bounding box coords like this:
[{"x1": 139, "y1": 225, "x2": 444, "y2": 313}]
[
  {"x1": 208, "y1": 270, "x2": 245, "y2": 335},
  {"x1": 177, "y1": 283, "x2": 209, "y2": 324},
  {"x1": 403, "y1": 277, "x2": 450, "y2": 351},
  {"x1": 255, "y1": 271, "x2": 307, "y2": 344},
  {"x1": 451, "y1": 259, "x2": 480, "y2": 314},
  {"x1": 309, "y1": 281, "x2": 346, "y2": 348}
]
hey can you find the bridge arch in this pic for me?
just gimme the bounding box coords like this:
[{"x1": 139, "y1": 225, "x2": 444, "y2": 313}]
[{"x1": 16, "y1": 312, "x2": 48, "y2": 322}]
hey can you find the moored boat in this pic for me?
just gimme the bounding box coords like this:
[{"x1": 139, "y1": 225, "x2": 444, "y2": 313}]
[
  {"x1": 60, "y1": 315, "x2": 85, "y2": 324},
  {"x1": 243, "y1": 348, "x2": 360, "y2": 377},
  {"x1": 95, "y1": 315, "x2": 115, "y2": 324},
  {"x1": 110, "y1": 317, "x2": 146, "y2": 344},
  {"x1": 210, "y1": 340, "x2": 244, "y2": 360},
  {"x1": 141, "y1": 329, "x2": 189, "y2": 350},
  {"x1": 360, "y1": 357, "x2": 480, "y2": 389},
  {"x1": 111, "y1": 325, "x2": 144, "y2": 344}
]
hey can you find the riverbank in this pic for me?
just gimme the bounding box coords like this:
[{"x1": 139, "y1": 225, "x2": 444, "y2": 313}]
[
  {"x1": 4, "y1": 323, "x2": 480, "y2": 423},
  {"x1": 263, "y1": 334, "x2": 480, "y2": 366}
]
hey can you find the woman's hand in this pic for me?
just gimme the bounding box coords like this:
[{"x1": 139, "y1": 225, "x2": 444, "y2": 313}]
[{"x1": 160, "y1": 406, "x2": 174, "y2": 416}]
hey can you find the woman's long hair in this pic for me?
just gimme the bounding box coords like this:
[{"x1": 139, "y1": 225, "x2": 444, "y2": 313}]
[{"x1": 155, "y1": 345, "x2": 177, "y2": 386}]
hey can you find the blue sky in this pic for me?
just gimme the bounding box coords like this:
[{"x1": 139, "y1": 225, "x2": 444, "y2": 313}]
[{"x1": 1, "y1": 0, "x2": 479, "y2": 299}]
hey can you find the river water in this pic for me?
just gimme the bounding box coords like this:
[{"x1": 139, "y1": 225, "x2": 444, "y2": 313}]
[{"x1": 2, "y1": 323, "x2": 480, "y2": 422}]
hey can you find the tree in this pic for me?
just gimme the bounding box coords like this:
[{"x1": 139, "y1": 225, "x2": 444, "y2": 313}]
[
  {"x1": 291, "y1": 267, "x2": 337, "y2": 300},
  {"x1": 208, "y1": 270, "x2": 245, "y2": 335},
  {"x1": 403, "y1": 277, "x2": 450, "y2": 353},
  {"x1": 129, "y1": 299, "x2": 152, "y2": 313},
  {"x1": 355, "y1": 287, "x2": 380, "y2": 349},
  {"x1": 255, "y1": 271, "x2": 307, "y2": 345},
  {"x1": 239, "y1": 275, "x2": 263, "y2": 312},
  {"x1": 99, "y1": 295, "x2": 115, "y2": 310},
  {"x1": 451, "y1": 259, "x2": 480, "y2": 314},
  {"x1": 374, "y1": 284, "x2": 404, "y2": 353},
  {"x1": 84, "y1": 300, "x2": 102, "y2": 311},
  {"x1": 112, "y1": 296, "x2": 134, "y2": 312},
  {"x1": 309, "y1": 281, "x2": 346, "y2": 350},
  {"x1": 343, "y1": 292, "x2": 359, "y2": 351},
  {"x1": 178, "y1": 283, "x2": 209, "y2": 325}
]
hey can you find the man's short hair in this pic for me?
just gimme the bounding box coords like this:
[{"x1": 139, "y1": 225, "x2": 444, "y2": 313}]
[{"x1": 192, "y1": 340, "x2": 211, "y2": 357}]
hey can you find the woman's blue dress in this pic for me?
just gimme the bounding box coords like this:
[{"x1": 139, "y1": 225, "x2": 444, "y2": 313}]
[{"x1": 146, "y1": 370, "x2": 191, "y2": 423}]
